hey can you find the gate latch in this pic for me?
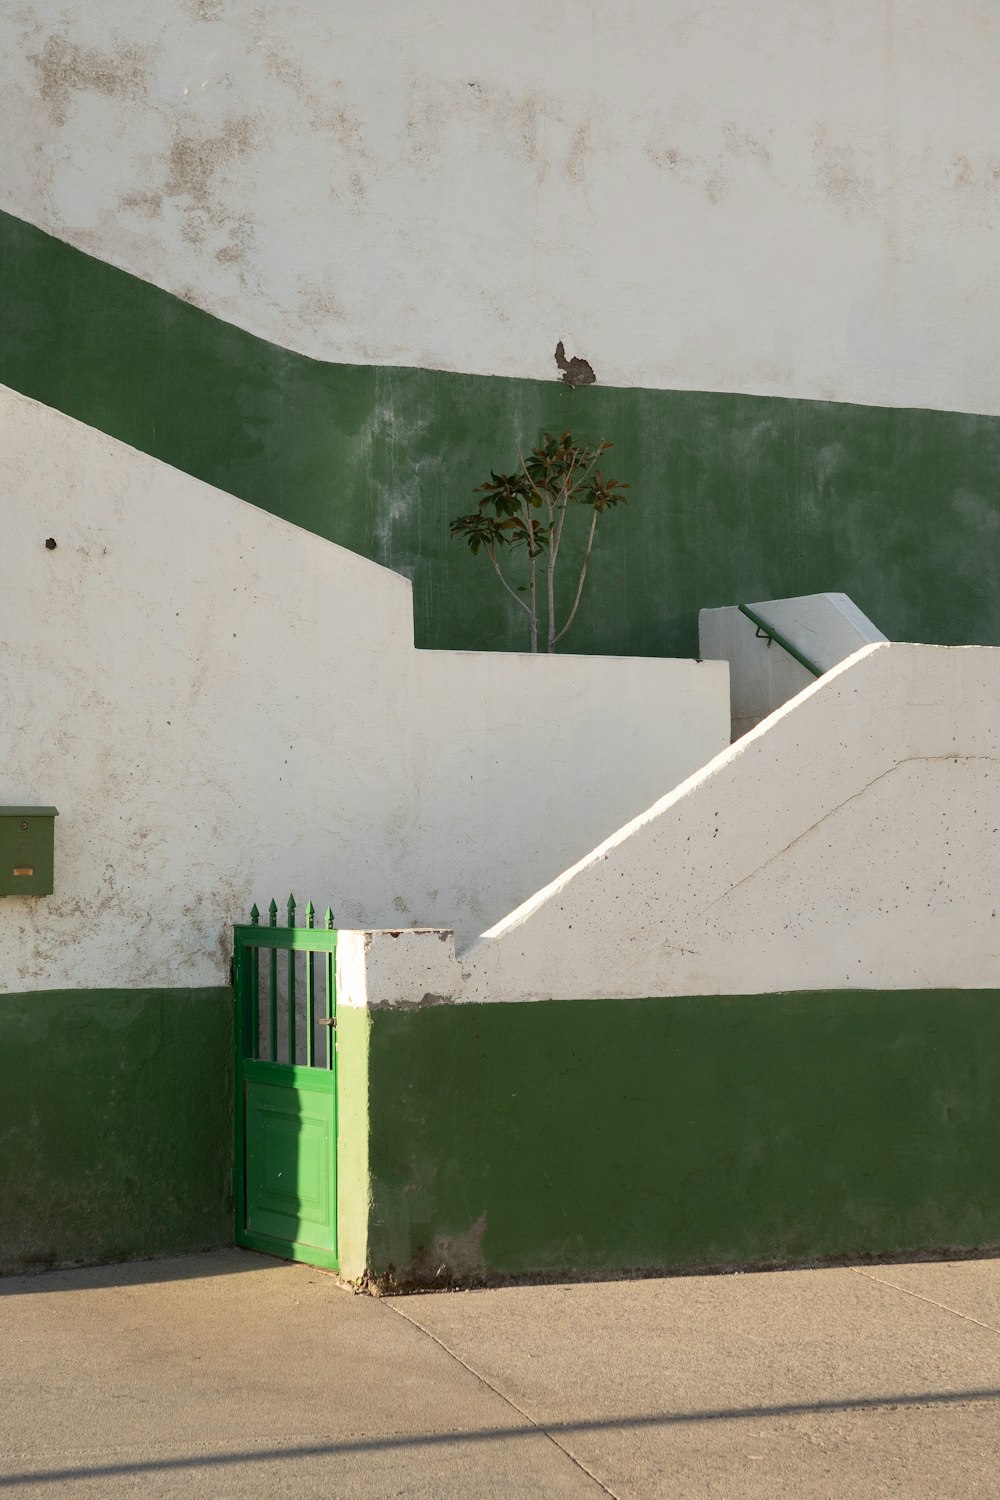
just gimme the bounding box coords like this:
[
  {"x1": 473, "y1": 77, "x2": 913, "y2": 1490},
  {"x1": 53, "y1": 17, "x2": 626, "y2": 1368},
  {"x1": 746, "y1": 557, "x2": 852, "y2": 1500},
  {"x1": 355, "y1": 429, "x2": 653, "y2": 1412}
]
[{"x1": 318, "y1": 1017, "x2": 337, "y2": 1028}]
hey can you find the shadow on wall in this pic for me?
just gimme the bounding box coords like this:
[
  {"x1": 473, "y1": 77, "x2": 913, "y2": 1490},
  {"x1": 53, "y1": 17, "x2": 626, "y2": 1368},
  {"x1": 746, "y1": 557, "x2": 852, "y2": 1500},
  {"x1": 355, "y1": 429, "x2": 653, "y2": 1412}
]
[
  {"x1": 0, "y1": 989, "x2": 233, "y2": 1275},
  {"x1": 2, "y1": 209, "x2": 1000, "y2": 658}
]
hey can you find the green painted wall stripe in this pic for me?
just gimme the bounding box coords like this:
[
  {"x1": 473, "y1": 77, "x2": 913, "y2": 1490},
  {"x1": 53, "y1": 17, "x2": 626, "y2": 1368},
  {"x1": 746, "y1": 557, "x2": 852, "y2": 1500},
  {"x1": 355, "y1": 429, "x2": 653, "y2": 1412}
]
[
  {"x1": 0, "y1": 988, "x2": 232, "y2": 1273},
  {"x1": 2, "y1": 209, "x2": 1000, "y2": 657},
  {"x1": 361, "y1": 990, "x2": 1000, "y2": 1283},
  {"x1": 6, "y1": 982, "x2": 999, "y2": 1282}
]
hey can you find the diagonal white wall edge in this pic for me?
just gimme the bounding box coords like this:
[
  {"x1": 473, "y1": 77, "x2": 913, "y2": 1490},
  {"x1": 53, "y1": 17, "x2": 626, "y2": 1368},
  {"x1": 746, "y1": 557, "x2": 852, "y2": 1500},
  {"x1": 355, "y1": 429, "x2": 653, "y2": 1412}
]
[
  {"x1": 700, "y1": 592, "x2": 888, "y2": 739},
  {"x1": 338, "y1": 641, "x2": 1000, "y2": 1005},
  {"x1": 0, "y1": 384, "x2": 728, "y2": 989}
]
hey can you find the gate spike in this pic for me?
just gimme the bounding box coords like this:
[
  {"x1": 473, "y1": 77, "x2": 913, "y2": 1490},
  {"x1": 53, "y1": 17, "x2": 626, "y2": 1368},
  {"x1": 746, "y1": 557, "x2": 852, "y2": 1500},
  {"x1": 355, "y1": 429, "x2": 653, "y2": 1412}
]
[
  {"x1": 268, "y1": 898, "x2": 278, "y2": 927},
  {"x1": 250, "y1": 903, "x2": 260, "y2": 926},
  {"x1": 305, "y1": 900, "x2": 315, "y2": 928},
  {"x1": 324, "y1": 907, "x2": 335, "y2": 930},
  {"x1": 287, "y1": 893, "x2": 296, "y2": 927}
]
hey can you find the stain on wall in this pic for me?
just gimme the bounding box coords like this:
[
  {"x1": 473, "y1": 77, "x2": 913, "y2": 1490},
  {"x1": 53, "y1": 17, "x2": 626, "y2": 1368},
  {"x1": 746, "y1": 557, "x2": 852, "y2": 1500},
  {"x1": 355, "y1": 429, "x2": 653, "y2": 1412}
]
[
  {"x1": 4, "y1": 2, "x2": 1000, "y2": 405},
  {"x1": 28, "y1": 33, "x2": 150, "y2": 128}
]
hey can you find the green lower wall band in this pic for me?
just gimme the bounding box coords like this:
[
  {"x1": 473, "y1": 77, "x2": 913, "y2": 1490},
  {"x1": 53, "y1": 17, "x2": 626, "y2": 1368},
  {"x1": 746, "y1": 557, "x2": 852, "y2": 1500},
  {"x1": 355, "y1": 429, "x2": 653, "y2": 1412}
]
[
  {"x1": 0, "y1": 988, "x2": 232, "y2": 1273},
  {"x1": 4, "y1": 985, "x2": 999, "y2": 1281},
  {"x1": 361, "y1": 990, "x2": 1000, "y2": 1283},
  {"x1": 3, "y1": 209, "x2": 1000, "y2": 657}
]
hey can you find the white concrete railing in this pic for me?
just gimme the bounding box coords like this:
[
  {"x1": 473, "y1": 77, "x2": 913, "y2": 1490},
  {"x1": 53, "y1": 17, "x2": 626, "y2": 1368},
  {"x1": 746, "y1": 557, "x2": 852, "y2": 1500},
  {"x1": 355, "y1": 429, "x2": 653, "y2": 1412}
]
[
  {"x1": 700, "y1": 592, "x2": 886, "y2": 739},
  {"x1": 340, "y1": 642, "x2": 1000, "y2": 1005}
]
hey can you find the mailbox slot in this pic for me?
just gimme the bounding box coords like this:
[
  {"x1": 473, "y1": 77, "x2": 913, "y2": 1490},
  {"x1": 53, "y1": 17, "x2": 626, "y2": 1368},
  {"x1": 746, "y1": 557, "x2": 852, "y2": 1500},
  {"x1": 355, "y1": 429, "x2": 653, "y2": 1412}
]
[{"x1": 0, "y1": 808, "x2": 58, "y2": 896}]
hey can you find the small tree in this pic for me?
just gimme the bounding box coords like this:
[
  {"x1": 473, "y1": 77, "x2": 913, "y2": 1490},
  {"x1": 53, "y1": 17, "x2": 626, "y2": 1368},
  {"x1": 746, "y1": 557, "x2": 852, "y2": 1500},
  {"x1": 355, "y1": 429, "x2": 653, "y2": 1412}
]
[{"x1": 449, "y1": 431, "x2": 630, "y2": 652}]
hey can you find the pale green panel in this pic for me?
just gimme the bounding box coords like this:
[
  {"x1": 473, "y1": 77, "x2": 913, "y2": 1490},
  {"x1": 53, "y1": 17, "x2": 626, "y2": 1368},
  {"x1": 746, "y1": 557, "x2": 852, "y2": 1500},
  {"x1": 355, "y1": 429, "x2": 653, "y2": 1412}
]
[{"x1": 334, "y1": 1006, "x2": 372, "y2": 1284}]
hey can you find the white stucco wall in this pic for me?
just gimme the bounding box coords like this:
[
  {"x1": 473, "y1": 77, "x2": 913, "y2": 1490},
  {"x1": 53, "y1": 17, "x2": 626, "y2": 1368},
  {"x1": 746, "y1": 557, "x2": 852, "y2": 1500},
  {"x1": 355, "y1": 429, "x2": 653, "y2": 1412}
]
[
  {"x1": 411, "y1": 650, "x2": 729, "y2": 939},
  {"x1": 0, "y1": 385, "x2": 417, "y2": 990},
  {"x1": 362, "y1": 643, "x2": 997, "y2": 1005},
  {"x1": 0, "y1": 384, "x2": 727, "y2": 989},
  {"x1": 2, "y1": 2, "x2": 1000, "y2": 413},
  {"x1": 700, "y1": 593, "x2": 887, "y2": 739}
]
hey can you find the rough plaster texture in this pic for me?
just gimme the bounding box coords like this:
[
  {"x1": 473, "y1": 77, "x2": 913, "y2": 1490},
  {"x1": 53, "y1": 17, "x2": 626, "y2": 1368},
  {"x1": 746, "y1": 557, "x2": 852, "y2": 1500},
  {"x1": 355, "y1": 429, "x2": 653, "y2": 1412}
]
[
  {"x1": 700, "y1": 592, "x2": 887, "y2": 737},
  {"x1": 3, "y1": 2, "x2": 1000, "y2": 412},
  {"x1": 0, "y1": 385, "x2": 726, "y2": 989},
  {"x1": 341, "y1": 643, "x2": 1000, "y2": 1006}
]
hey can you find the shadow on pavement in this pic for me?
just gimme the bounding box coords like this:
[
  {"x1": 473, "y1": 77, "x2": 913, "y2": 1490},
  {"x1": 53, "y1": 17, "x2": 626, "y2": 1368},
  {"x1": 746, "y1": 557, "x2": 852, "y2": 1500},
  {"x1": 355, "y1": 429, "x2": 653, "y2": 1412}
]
[
  {"x1": 0, "y1": 1248, "x2": 292, "y2": 1295},
  {"x1": 4, "y1": 1387, "x2": 1000, "y2": 1487}
]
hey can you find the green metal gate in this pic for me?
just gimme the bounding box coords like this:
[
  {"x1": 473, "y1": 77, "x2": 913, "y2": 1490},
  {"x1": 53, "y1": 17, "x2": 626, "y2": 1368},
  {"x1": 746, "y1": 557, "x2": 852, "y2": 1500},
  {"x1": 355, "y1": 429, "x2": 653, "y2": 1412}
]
[{"x1": 233, "y1": 898, "x2": 338, "y2": 1269}]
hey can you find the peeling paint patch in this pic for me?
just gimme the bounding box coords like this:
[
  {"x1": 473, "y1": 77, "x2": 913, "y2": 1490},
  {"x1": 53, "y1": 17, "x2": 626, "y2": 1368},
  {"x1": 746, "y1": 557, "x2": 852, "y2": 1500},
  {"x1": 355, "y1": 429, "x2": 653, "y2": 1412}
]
[
  {"x1": 29, "y1": 33, "x2": 150, "y2": 128},
  {"x1": 293, "y1": 273, "x2": 345, "y2": 330},
  {"x1": 722, "y1": 122, "x2": 771, "y2": 167},
  {"x1": 813, "y1": 125, "x2": 877, "y2": 216},
  {"x1": 178, "y1": 0, "x2": 225, "y2": 18},
  {"x1": 259, "y1": 43, "x2": 368, "y2": 151},
  {"x1": 406, "y1": 78, "x2": 547, "y2": 179},
  {"x1": 163, "y1": 114, "x2": 256, "y2": 247},
  {"x1": 566, "y1": 120, "x2": 591, "y2": 184},
  {"x1": 119, "y1": 190, "x2": 163, "y2": 219}
]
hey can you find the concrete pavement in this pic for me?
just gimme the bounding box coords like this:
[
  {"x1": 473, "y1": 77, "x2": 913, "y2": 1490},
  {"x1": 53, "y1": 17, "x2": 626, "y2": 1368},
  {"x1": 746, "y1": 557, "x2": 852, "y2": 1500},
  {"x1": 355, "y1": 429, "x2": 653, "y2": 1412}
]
[{"x1": 2, "y1": 1251, "x2": 1000, "y2": 1496}]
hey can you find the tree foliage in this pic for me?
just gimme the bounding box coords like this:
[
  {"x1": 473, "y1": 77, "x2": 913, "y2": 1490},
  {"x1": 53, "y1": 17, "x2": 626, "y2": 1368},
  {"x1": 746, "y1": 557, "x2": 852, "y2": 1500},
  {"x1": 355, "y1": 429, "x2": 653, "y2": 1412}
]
[{"x1": 449, "y1": 431, "x2": 630, "y2": 652}]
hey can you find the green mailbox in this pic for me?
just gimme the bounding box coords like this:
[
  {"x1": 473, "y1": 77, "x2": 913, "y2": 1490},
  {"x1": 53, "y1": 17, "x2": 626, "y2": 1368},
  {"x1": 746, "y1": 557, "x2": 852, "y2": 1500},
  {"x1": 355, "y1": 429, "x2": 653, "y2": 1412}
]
[{"x1": 0, "y1": 808, "x2": 58, "y2": 896}]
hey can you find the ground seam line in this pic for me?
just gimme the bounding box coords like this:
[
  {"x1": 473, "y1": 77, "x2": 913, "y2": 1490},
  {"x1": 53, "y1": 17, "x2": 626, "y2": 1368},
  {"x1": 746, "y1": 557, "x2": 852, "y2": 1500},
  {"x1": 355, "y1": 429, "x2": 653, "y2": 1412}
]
[
  {"x1": 851, "y1": 1269, "x2": 1000, "y2": 1337},
  {"x1": 386, "y1": 1302, "x2": 620, "y2": 1499}
]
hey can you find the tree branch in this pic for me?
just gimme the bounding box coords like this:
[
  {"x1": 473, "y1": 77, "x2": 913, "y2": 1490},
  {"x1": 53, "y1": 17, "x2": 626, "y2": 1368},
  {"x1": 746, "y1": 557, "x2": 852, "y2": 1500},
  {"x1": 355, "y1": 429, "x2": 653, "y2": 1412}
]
[
  {"x1": 520, "y1": 496, "x2": 540, "y2": 653},
  {"x1": 484, "y1": 544, "x2": 533, "y2": 618},
  {"x1": 553, "y1": 507, "x2": 600, "y2": 646}
]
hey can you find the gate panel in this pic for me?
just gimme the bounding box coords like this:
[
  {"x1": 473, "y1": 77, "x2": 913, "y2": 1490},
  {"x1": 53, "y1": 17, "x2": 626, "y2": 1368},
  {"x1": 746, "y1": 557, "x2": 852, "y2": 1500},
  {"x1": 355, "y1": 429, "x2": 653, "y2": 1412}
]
[
  {"x1": 233, "y1": 900, "x2": 338, "y2": 1270},
  {"x1": 245, "y1": 1071, "x2": 335, "y2": 1250}
]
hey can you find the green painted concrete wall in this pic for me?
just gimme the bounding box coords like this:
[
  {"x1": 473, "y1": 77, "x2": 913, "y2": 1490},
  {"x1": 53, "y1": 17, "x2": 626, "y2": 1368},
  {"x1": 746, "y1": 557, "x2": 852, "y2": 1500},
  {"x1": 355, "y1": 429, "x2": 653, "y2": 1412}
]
[
  {"x1": 359, "y1": 990, "x2": 1000, "y2": 1285},
  {"x1": 0, "y1": 988, "x2": 232, "y2": 1273},
  {"x1": 3, "y1": 209, "x2": 1000, "y2": 658}
]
